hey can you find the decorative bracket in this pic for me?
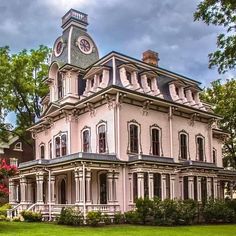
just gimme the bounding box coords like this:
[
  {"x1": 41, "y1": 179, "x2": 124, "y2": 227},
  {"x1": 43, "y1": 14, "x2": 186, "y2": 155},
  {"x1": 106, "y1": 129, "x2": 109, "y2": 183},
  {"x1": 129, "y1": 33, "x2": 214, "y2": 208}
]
[{"x1": 142, "y1": 100, "x2": 152, "y2": 116}]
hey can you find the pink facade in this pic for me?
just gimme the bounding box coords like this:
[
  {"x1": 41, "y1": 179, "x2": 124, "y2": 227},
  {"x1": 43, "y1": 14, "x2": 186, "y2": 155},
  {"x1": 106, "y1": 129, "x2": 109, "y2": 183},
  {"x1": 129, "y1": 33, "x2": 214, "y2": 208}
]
[{"x1": 8, "y1": 9, "x2": 236, "y2": 220}]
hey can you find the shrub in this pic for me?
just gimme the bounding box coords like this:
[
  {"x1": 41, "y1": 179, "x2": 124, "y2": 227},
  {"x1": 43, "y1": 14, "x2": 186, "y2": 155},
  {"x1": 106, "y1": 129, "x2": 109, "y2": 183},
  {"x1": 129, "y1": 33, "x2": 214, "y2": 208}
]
[
  {"x1": 203, "y1": 199, "x2": 235, "y2": 223},
  {"x1": 12, "y1": 216, "x2": 21, "y2": 222},
  {"x1": 86, "y1": 211, "x2": 102, "y2": 226},
  {"x1": 102, "y1": 213, "x2": 111, "y2": 225},
  {"x1": 0, "y1": 215, "x2": 6, "y2": 221},
  {"x1": 124, "y1": 210, "x2": 140, "y2": 224},
  {"x1": 57, "y1": 207, "x2": 83, "y2": 226},
  {"x1": 177, "y1": 199, "x2": 197, "y2": 225},
  {"x1": 113, "y1": 212, "x2": 125, "y2": 224},
  {"x1": 135, "y1": 197, "x2": 153, "y2": 224},
  {"x1": 0, "y1": 203, "x2": 11, "y2": 217},
  {"x1": 21, "y1": 210, "x2": 42, "y2": 222}
]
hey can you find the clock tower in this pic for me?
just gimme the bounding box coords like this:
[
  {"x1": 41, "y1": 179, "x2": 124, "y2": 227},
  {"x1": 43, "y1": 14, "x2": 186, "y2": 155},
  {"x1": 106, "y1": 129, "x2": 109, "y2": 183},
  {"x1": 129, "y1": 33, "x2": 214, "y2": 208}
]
[{"x1": 51, "y1": 9, "x2": 99, "y2": 68}]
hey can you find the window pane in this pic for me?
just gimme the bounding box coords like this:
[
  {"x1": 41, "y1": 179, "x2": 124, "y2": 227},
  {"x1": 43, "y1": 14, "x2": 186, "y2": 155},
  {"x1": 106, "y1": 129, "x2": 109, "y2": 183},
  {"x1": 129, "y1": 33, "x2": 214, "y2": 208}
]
[
  {"x1": 154, "y1": 173, "x2": 161, "y2": 198},
  {"x1": 49, "y1": 142, "x2": 52, "y2": 159},
  {"x1": 57, "y1": 72, "x2": 63, "y2": 99},
  {"x1": 55, "y1": 137, "x2": 60, "y2": 157},
  {"x1": 40, "y1": 145, "x2": 45, "y2": 159},
  {"x1": 130, "y1": 124, "x2": 138, "y2": 153},
  {"x1": 98, "y1": 125, "x2": 106, "y2": 153},
  {"x1": 61, "y1": 134, "x2": 67, "y2": 156},
  {"x1": 197, "y1": 137, "x2": 204, "y2": 161},
  {"x1": 180, "y1": 134, "x2": 187, "y2": 159},
  {"x1": 83, "y1": 130, "x2": 90, "y2": 152},
  {"x1": 152, "y1": 129, "x2": 160, "y2": 156}
]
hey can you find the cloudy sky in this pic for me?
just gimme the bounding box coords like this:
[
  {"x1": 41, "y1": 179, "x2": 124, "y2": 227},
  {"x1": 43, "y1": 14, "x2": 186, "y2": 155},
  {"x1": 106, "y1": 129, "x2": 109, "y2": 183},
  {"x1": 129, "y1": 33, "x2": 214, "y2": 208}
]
[{"x1": 0, "y1": 0, "x2": 235, "y2": 86}]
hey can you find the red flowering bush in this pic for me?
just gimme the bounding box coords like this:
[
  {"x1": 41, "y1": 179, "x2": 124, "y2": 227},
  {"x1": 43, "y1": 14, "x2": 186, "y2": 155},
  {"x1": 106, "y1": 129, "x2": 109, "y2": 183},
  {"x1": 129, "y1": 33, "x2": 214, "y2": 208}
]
[{"x1": 0, "y1": 159, "x2": 17, "y2": 198}]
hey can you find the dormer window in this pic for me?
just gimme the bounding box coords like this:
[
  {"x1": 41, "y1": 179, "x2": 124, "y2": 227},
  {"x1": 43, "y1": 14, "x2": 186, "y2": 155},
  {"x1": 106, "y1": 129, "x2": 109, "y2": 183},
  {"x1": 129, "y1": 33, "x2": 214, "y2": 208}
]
[
  {"x1": 213, "y1": 148, "x2": 217, "y2": 164},
  {"x1": 99, "y1": 74, "x2": 103, "y2": 84},
  {"x1": 57, "y1": 72, "x2": 63, "y2": 99},
  {"x1": 192, "y1": 92, "x2": 195, "y2": 101},
  {"x1": 91, "y1": 78, "x2": 94, "y2": 88},
  {"x1": 147, "y1": 78, "x2": 152, "y2": 89},
  {"x1": 175, "y1": 87, "x2": 179, "y2": 96},
  {"x1": 126, "y1": 71, "x2": 132, "y2": 85}
]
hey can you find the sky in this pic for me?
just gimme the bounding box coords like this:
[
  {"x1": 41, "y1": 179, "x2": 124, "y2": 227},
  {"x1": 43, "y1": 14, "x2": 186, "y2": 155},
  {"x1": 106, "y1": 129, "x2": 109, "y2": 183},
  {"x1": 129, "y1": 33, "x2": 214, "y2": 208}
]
[{"x1": 0, "y1": 0, "x2": 235, "y2": 87}]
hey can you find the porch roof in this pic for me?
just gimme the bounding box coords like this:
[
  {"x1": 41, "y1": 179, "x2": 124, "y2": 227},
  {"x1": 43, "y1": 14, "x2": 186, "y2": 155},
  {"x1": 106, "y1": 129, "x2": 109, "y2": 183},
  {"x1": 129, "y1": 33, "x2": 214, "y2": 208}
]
[
  {"x1": 18, "y1": 152, "x2": 121, "y2": 169},
  {"x1": 179, "y1": 160, "x2": 223, "y2": 171}
]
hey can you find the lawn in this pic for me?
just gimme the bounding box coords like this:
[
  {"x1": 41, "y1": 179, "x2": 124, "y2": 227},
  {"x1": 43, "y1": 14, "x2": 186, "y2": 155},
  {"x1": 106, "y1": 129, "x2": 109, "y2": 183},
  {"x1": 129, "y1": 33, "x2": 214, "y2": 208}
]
[{"x1": 0, "y1": 222, "x2": 236, "y2": 236}]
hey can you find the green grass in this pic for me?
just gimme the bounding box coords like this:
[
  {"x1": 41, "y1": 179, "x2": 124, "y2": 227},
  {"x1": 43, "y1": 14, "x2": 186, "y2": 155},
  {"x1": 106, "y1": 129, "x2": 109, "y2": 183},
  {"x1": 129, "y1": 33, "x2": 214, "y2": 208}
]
[{"x1": 0, "y1": 222, "x2": 236, "y2": 236}]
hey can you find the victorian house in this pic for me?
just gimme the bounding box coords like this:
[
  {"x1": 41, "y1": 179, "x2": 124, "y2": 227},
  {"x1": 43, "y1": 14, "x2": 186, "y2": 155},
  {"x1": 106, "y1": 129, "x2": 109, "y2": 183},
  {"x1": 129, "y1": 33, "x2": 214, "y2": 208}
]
[{"x1": 8, "y1": 9, "x2": 236, "y2": 219}]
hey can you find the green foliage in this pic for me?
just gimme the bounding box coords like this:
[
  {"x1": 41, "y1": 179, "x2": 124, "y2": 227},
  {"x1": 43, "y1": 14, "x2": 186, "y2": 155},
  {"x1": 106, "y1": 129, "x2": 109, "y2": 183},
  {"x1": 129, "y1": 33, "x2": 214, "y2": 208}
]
[
  {"x1": 202, "y1": 199, "x2": 235, "y2": 223},
  {"x1": 0, "y1": 215, "x2": 6, "y2": 221},
  {"x1": 124, "y1": 211, "x2": 140, "y2": 224},
  {"x1": 0, "y1": 204, "x2": 11, "y2": 217},
  {"x1": 21, "y1": 210, "x2": 42, "y2": 222},
  {"x1": 194, "y1": 0, "x2": 236, "y2": 73},
  {"x1": 135, "y1": 197, "x2": 153, "y2": 224},
  {"x1": 113, "y1": 212, "x2": 125, "y2": 224},
  {"x1": 12, "y1": 216, "x2": 21, "y2": 222},
  {"x1": 200, "y1": 79, "x2": 236, "y2": 167},
  {"x1": 102, "y1": 213, "x2": 111, "y2": 225},
  {"x1": 0, "y1": 45, "x2": 50, "y2": 143},
  {"x1": 86, "y1": 211, "x2": 102, "y2": 227},
  {"x1": 57, "y1": 207, "x2": 83, "y2": 226}
]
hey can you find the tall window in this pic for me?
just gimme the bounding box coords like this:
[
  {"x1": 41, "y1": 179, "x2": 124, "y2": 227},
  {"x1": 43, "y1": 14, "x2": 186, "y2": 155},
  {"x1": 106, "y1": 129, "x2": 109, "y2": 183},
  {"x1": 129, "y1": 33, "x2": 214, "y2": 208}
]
[
  {"x1": 130, "y1": 124, "x2": 139, "y2": 153},
  {"x1": 180, "y1": 133, "x2": 188, "y2": 159},
  {"x1": 82, "y1": 130, "x2": 90, "y2": 152},
  {"x1": 197, "y1": 137, "x2": 204, "y2": 161},
  {"x1": 147, "y1": 78, "x2": 152, "y2": 89},
  {"x1": 49, "y1": 141, "x2": 52, "y2": 159},
  {"x1": 40, "y1": 145, "x2": 45, "y2": 159},
  {"x1": 57, "y1": 72, "x2": 63, "y2": 99},
  {"x1": 61, "y1": 134, "x2": 67, "y2": 156},
  {"x1": 55, "y1": 137, "x2": 60, "y2": 157},
  {"x1": 213, "y1": 148, "x2": 216, "y2": 164},
  {"x1": 152, "y1": 128, "x2": 160, "y2": 156},
  {"x1": 144, "y1": 173, "x2": 149, "y2": 198},
  {"x1": 133, "y1": 173, "x2": 138, "y2": 201},
  {"x1": 55, "y1": 133, "x2": 67, "y2": 158},
  {"x1": 126, "y1": 71, "x2": 132, "y2": 84},
  {"x1": 154, "y1": 173, "x2": 161, "y2": 198},
  {"x1": 98, "y1": 125, "x2": 106, "y2": 153}
]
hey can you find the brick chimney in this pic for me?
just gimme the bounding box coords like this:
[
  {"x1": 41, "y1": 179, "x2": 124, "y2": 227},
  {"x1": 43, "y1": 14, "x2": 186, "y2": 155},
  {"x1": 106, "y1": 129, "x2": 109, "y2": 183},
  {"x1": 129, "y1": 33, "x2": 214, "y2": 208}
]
[{"x1": 142, "y1": 50, "x2": 159, "y2": 66}]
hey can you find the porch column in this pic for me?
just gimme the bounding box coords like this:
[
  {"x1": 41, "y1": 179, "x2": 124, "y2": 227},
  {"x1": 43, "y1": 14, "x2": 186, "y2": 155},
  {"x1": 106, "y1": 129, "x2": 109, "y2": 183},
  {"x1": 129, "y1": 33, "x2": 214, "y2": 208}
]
[
  {"x1": 20, "y1": 177, "x2": 27, "y2": 203},
  {"x1": 179, "y1": 176, "x2": 184, "y2": 200},
  {"x1": 85, "y1": 169, "x2": 91, "y2": 203},
  {"x1": 78, "y1": 168, "x2": 84, "y2": 203},
  {"x1": 148, "y1": 173, "x2": 154, "y2": 199},
  {"x1": 36, "y1": 172, "x2": 44, "y2": 204},
  {"x1": 50, "y1": 175, "x2": 56, "y2": 204},
  {"x1": 206, "y1": 177, "x2": 212, "y2": 199},
  {"x1": 27, "y1": 180, "x2": 32, "y2": 204},
  {"x1": 197, "y1": 176, "x2": 202, "y2": 202},
  {"x1": 213, "y1": 178, "x2": 218, "y2": 199},
  {"x1": 128, "y1": 173, "x2": 133, "y2": 203},
  {"x1": 161, "y1": 174, "x2": 167, "y2": 200},
  {"x1": 9, "y1": 179, "x2": 16, "y2": 204},
  {"x1": 230, "y1": 181, "x2": 234, "y2": 200},
  {"x1": 188, "y1": 176, "x2": 194, "y2": 199},
  {"x1": 113, "y1": 172, "x2": 119, "y2": 202},
  {"x1": 74, "y1": 170, "x2": 80, "y2": 204},
  {"x1": 137, "y1": 172, "x2": 144, "y2": 198},
  {"x1": 170, "y1": 174, "x2": 176, "y2": 199},
  {"x1": 107, "y1": 171, "x2": 114, "y2": 203}
]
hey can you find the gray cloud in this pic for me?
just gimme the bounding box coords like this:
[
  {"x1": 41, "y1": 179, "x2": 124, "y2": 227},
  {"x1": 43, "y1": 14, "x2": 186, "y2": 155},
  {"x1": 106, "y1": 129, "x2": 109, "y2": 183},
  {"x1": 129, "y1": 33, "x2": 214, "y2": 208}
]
[{"x1": 0, "y1": 0, "x2": 235, "y2": 86}]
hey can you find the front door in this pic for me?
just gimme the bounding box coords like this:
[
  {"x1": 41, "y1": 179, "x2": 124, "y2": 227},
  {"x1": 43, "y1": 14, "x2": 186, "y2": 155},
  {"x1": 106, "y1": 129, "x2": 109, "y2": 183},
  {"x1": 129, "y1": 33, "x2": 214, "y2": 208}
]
[
  {"x1": 100, "y1": 173, "x2": 107, "y2": 204},
  {"x1": 60, "y1": 179, "x2": 66, "y2": 204}
]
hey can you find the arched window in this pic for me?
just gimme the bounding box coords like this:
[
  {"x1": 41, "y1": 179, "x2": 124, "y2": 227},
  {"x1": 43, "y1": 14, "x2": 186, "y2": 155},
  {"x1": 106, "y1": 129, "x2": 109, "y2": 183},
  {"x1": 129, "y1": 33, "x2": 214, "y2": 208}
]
[
  {"x1": 57, "y1": 72, "x2": 63, "y2": 99},
  {"x1": 40, "y1": 145, "x2": 45, "y2": 159},
  {"x1": 82, "y1": 129, "x2": 90, "y2": 152},
  {"x1": 98, "y1": 125, "x2": 106, "y2": 153},
  {"x1": 130, "y1": 124, "x2": 139, "y2": 153},
  {"x1": 213, "y1": 148, "x2": 217, "y2": 164},
  {"x1": 55, "y1": 137, "x2": 60, "y2": 157},
  {"x1": 152, "y1": 128, "x2": 160, "y2": 156},
  {"x1": 49, "y1": 141, "x2": 52, "y2": 159},
  {"x1": 180, "y1": 133, "x2": 188, "y2": 159},
  {"x1": 61, "y1": 134, "x2": 67, "y2": 156},
  {"x1": 126, "y1": 71, "x2": 132, "y2": 85},
  {"x1": 197, "y1": 136, "x2": 204, "y2": 161},
  {"x1": 147, "y1": 78, "x2": 152, "y2": 89},
  {"x1": 54, "y1": 133, "x2": 67, "y2": 158}
]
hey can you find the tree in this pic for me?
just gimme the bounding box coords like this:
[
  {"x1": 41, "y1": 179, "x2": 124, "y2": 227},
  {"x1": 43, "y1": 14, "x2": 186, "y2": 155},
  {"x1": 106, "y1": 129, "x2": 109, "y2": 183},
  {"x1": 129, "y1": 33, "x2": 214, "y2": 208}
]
[
  {"x1": 0, "y1": 45, "x2": 50, "y2": 145},
  {"x1": 200, "y1": 79, "x2": 236, "y2": 167},
  {"x1": 0, "y1": 159, "x2": 17, "y2": 197},
  {"x1": 194, "y1": 0, "x2": 236, "y2": 73}
]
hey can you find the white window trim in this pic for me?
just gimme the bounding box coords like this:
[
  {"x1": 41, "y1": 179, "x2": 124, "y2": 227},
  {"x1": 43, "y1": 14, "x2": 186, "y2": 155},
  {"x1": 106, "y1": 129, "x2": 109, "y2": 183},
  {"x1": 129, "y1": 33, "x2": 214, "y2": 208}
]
[
  {"x1": 54, "y1": 132, "x2": 68, "y2": 158},
  {"x1": 127, "y1": 120, "x2": 142, "y2": 154},
  {"x1": 81, "y1": 126, "x2": 91, "y2": 152},
  {"x1": 96, "y1": 121, "x2": 108, "y2": 154},
  {"x1": 150, "y1": 125, "x2": 163, "y2": 156},
  {"x1": 195, "y1": 134, "x2": 206, "y2": 162},
  {"x1": 39, "y1": 143, "x2": 45, "y2": 159},
  {"x1": 14, "y1": 142, "x2": 23, "y2": 152},
  {"x1": 178, "y1": 130, "x2": 190, "y2": 160}
]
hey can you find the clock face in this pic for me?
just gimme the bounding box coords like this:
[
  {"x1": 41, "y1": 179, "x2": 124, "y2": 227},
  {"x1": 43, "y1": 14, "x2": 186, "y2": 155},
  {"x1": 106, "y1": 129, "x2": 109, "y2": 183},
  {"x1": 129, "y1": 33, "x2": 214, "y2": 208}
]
[
  {"x1": 77, "y1": 36, "x2": 93, "y2": 54},
  {"x1": 80, "y1": 39, "x2": 91, "y2": 53},
  {"x1": 54, "y1": 39, "x2": 64, "y2": 57}
]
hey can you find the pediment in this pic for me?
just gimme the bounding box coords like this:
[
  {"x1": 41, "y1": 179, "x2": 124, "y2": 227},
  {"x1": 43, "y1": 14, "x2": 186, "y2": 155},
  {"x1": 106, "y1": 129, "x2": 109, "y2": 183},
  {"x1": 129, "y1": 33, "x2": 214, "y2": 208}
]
[
  {"x1": 84, "y1": 65, "x2": 111, "y2": 79},
  {"x1": 41, "y1": 102, "x2": 60, "y2": 117}
]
